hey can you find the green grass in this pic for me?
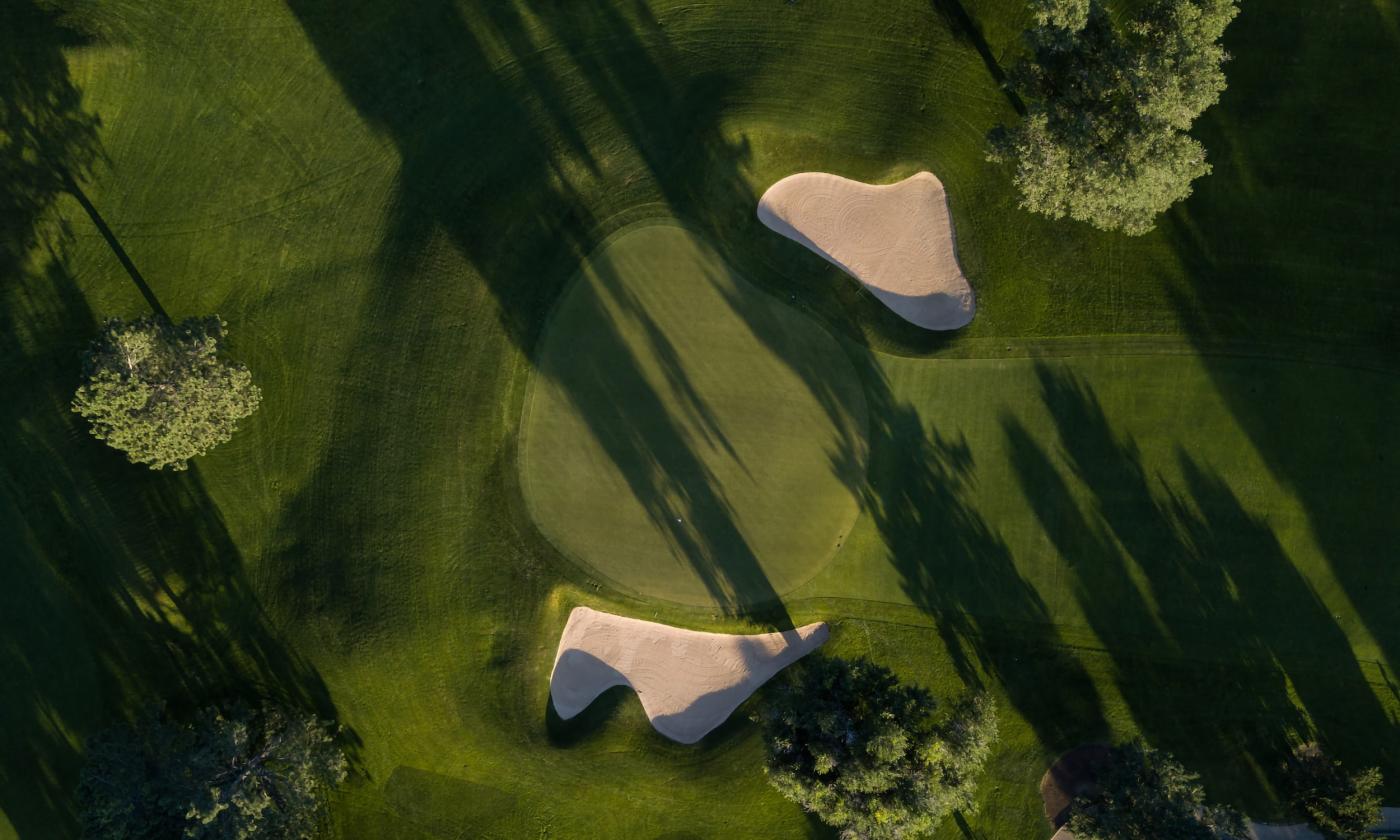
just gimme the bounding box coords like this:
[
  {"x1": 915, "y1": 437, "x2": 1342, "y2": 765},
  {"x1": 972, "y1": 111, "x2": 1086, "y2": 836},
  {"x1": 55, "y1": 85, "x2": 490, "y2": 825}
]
[
  {"x1": 2, "y1": 0, "x2": 1399, "y2": 837},
  {"x1": 521, "y1": 224, "x2": 1400, "y2": 826},
  {"x1": 521, "y1": 222, "x2": 867, "y2": 608},
  {"x1": 807, "y1": 345, "x2": 1400, "y2": 813}
]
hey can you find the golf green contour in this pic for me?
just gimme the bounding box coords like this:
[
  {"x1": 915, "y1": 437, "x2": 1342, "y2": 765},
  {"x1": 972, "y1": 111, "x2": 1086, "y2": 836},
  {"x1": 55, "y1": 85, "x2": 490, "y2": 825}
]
[
  {"x1": 521, "y1": 222, "x2": 867, "y2": 607},
  {"x1": 3, "y1": 0, "x2": 1399, "y2": 837}
]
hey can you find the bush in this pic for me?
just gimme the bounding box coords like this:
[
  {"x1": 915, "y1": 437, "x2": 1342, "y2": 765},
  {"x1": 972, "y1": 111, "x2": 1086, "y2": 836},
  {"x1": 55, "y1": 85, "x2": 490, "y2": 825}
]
[
  {"x1": 72, "y1": 315, "x2": 261, "y2": 470},
  {"x1": 76, "y1": 703, "x2": 347, "y2": 839},
  {"x1": 1066, "y1": 741, "x2": 1245, "y2": 840},
  {"x1": 753, "y1": 656, "x2": 998, "y2": 840},
  {"x1": 1285, "y1": 744, "x2": 1383, "y2": 840}
]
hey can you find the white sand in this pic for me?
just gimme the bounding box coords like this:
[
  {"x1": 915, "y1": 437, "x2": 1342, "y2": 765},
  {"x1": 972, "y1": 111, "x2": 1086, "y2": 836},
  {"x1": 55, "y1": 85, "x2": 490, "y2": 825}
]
[
  {"x1": 757, "y1": 171, "x2": 976, "y2": 330},
  {"x1": 549, "y1": 606, "x2": 829, "y2": 744}
]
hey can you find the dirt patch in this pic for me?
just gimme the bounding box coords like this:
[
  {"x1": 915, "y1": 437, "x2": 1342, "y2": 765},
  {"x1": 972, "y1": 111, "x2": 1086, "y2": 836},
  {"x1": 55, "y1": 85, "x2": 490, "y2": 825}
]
[{"x1": 1041, "y1": 744, "x2": 1115, "y2": 829}]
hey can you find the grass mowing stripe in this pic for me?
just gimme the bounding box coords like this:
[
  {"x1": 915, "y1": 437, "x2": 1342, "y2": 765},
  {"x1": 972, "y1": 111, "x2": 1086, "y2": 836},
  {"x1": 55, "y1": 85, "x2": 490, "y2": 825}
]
[{"x1": 3, "y1": 0, "x2": 1399, "y2": 836}]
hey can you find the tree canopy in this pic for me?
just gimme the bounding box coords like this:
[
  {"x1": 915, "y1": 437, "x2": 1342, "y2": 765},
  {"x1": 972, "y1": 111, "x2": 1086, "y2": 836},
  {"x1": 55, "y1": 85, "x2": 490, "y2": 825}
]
[
  {"x1": 72, "y1": 315, "x2": 262, "y2": 470},
  {"x1": 988, "y1": 0, "x2": 1239, "y2": 235},
  {"x1": 76, "y1": 703, "x2": 347, "y2": 840},
  {"x1": 1066, "y1": 741, "x2": 1245, "y2": 840},
  {"x1": 753, "y1": 656, "x2": 998, "y2": 840},
  {"x1": 1285, "y1": 745, "x2": 1384, "y2": 840}
]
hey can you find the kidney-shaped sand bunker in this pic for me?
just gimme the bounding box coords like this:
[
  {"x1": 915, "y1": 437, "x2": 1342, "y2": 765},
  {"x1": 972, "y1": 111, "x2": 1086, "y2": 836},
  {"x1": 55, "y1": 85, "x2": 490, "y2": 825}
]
[
  {"x1": 759, "y1": 171, "x2": 976, "y2": 331},
  {"x1": 520, "y1": 222, "x2": 868, "y2": 607}
]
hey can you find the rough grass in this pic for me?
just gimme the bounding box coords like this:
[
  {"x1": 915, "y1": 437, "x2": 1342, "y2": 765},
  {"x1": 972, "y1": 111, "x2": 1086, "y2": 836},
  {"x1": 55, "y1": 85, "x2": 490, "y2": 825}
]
[{"x1": 2, "y1": 0, "x2": 1398, "y2": 837}]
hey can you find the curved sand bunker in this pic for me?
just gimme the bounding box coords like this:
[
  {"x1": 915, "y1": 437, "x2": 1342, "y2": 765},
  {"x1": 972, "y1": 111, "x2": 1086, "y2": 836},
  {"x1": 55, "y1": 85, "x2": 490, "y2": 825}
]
[
  {"x1": 549, "y1": 606, "x2": 828, "y2": 744},
  {"x1": 758, "y1": 171, "x2": 975, "y2": 330}
]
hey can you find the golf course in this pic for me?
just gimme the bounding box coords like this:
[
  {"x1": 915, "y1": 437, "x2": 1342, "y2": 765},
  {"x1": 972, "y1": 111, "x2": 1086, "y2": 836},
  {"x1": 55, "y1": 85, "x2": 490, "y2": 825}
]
[{"x1": 3, "y1": 0, "x2": 1398, "y2": 837}]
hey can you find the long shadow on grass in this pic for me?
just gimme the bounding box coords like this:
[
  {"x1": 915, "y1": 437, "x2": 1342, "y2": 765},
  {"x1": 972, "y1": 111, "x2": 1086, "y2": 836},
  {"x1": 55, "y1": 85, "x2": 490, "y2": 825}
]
[
  {"x1": 1, "y1": 1, "x2": 171, "y2": 318},
  {"x1": 1162, "y1": 0, "x2": 1400, "y2": 784},
  {"x1": 61, "y1": 176, "x2": 169, "y2": 320},
  {"x1": 929, "y1": 0, "x2": 1025, "y2": 116},
  {"x1": 0, "y1": 236, "x2": 353, "y2": 837},
  {"x1": 545, "y1": 257, "x2": 797, "y2": 620},
  {"x1": 277, "y1": 0, "x2": 1005, "y2": 630},
  {"x1": 278, "y1": 0, "x2": 808, "y2": 627},
  {"x1": 694, "y1": 235, "x2": 1107, "y2": 747},
  {"x1": 0, "y1": 6, "x2": 350, "y2": 832},
  {"x1": 0, "y1": 0, "x2": 98, "y2": 284},
  {"x1": 849, "y1": 355, "x2": 1108, "y2": 752},
  {"x1": 1005, "y1": 361, "x2": 1395, "y2": 811}
]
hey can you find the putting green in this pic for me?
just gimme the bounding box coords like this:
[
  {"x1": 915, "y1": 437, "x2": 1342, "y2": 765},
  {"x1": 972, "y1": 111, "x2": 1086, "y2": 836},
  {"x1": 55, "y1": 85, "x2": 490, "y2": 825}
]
[{"x1": 520, "y1": 222, "x2": 868, "y2": 607}]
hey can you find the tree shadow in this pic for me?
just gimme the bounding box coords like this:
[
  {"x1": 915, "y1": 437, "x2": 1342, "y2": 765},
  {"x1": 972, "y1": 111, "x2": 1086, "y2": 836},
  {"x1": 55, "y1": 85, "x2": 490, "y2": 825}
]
[
  {"x1": 833, "y1": 353, "x2": 1109, "y2": 751},
  {"x1": 929, "y1": 0, "x2": 1025, "y2": 115},
  {"x1": 1005, "y1": 360, "x2": 1396, "y2": 810},
  {"x1": 275, "y1": 0, "x2": 806, "y2": 628},
  {"x1": 1160, "y1": 0, "x2": 1400, "y2": 790},
  {"x1": 61, "y1": 176, "x2": 168, "y2": 320},
  {"x1": 1, "y1": 1, "x2": 170, "y2": 319},
  {"x1": 0, "y1": 0, "x2": 99, "y2": 285},
  {"x1": 276, "y1": 0, "x2": 1022, "y2": 637},
  {"x1": 1164, "y1": 0, "x2": 1400, "y2": 351},
  {"x1": 0, "y1": 236, "x2": 355, "y2": 836},
  {"x1": 0, "y1": 5, "x2": 352, "y2": 831},
  {"x1": 540, "y1": 249, "x2": 795, "y2": 622}
]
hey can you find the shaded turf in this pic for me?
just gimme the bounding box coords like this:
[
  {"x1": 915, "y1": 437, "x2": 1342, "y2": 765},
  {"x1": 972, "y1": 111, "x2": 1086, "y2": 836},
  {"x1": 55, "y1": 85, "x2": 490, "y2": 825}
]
[
  {"x1": 1, "y1": 0, "x2": 1398, "y2": 837},
  {"x1": 801, "y1": 344, "x2": 1400, "y2": 813},
  {"x1": 521, "y1": 222, "x2": 866, "y2": 611}
]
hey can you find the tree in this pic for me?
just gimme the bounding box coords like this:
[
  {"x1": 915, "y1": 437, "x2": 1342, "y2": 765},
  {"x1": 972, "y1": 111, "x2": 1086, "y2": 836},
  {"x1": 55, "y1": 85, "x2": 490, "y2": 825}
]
[
  {"x1": 72, "y1": 315, "x2": 262, "y2": 470},
  {"x1": 76, "y1": 703, "x2": 348, "y2": 840},
  {"x1": 1066, "y1": 741, "x2": 1245, "y2": 840},
  {"x1": 1285, "y1": 744, "x2": 1383, "y2": 840},
  {"x1": 988, "y1": 0, "x2": 1239, "y2": 235},
  {"x1": 1031, "y1": 0, "x2": 1089, "y2": 41},
  {"x1": 753, "y1": 656, "x2": 998, "y2": 840}
]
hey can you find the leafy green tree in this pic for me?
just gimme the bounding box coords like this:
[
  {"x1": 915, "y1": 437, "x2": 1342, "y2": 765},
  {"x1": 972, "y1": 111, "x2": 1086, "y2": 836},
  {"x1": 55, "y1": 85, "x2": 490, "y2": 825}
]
[
  {"x1": 72, "y1": 315, "x2": 261, "y2": 470},
  {"x1": 753, "y1": 656, "x2": 998, "y2": 840},
  {"x1": 76, "y1": 703, "x2": 347, "y2": 840},
  {"x1": 1066, "y1": 741, "x2": 1245, "y2": 840},
  {"x1": 1285, "y1": 744, "x2": 1383, "y2": 840},
  {"x1": 1032, "y1": 0, "x2": 1089, "y2": 40},
  {"x1": 988, "y1": 0, "x2": 1239, "y2": 235}
]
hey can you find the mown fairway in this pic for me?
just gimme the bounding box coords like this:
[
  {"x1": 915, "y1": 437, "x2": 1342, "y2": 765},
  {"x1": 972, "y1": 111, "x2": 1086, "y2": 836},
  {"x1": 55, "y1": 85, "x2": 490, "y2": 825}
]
[{"x1": 2, "y1": 0, "x2": 1398, "y2": 837}]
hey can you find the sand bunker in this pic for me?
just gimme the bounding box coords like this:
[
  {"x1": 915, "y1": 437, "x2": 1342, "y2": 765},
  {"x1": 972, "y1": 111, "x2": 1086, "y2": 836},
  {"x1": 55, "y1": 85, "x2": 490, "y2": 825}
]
[
  {"x1": 549, "y1": 606, "x2": 828, "y2": 744},
  {"x1": 758, "y1": 171, "x2": 975, "y2": 330}
]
